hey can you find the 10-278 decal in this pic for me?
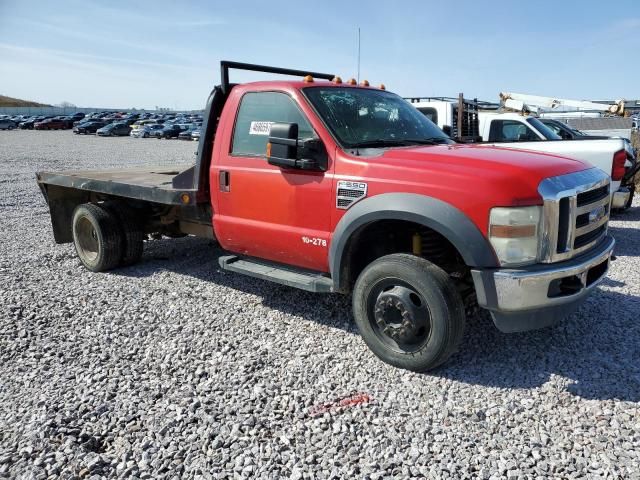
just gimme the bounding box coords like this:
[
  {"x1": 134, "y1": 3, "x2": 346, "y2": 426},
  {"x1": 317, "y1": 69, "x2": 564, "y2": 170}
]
[{"x1": 302, "y1": 236, "x2": 327, "y2": 247}]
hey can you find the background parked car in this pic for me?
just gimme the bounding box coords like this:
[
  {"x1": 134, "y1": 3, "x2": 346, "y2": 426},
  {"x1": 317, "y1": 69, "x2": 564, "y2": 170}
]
[
  {"x1": 73, "y1": 121, "x2": 107, "y2": 134},
  {"x1": 154, "y1": 124, "x2": 186, "y2": 139},
  {"x1": 34, "y1": 118, "x2": 67, "y2": 130},
  {"x1": 19, "y1": 116, "x2": 46, "y2": 129},
  {"x1": 7, "y1": 110, "x2": 204, "y2": 135},
  {"x1": 131, "y1": 124, "x2": 164, "y2": 138},
  {"x1": 97, "y1": 122, "x2": 132, "y2": 137},
  {"x1": 0, "y1": 119, "x2": 17, "y2": 130},
  {"x1": 178, "y1": 124, "x2": 199, "y2": 140}
]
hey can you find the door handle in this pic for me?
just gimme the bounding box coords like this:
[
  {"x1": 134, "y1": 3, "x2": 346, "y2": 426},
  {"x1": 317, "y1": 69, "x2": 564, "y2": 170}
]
[{"x1": 219, "y1": 170, "x2": 230, "y2": 192}]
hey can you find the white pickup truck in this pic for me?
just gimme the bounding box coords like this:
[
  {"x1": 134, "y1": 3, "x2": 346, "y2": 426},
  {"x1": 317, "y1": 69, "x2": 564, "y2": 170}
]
[{"x1": 407, "y1": 98, "x2": 634, "y2": 209}]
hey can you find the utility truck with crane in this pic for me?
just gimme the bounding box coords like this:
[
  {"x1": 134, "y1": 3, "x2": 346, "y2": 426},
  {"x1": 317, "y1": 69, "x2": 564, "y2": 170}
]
[
  {"x1": 408, "y1": 93, "x2": 636, "y2": 210},
  {"x1": 37, "y1": 62, "x2": 616, "y2": 372}
]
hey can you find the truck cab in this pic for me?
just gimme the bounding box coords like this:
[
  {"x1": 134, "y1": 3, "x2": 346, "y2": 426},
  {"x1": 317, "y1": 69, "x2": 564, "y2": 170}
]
[
  {"x1": 477, "y1": 111, "x2": 560, "y2": 142},
  {"x1": 37, "y1": 62, "x2": 616, "y2": 372}
]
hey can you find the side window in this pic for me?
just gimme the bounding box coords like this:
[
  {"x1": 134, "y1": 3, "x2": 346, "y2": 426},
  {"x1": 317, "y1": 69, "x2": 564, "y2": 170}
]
[
  {"x1": 417, "y1": 107, "x2": 438, "y2": 125},
  {"x1": 232, "y1": 92, "x2": 314, "y2": 156},
  {"x1": 544, "y1": 122, "x2": 561, "y2": 135},
  {"x1": 489, "y1": 120, "x2": 538, "y2": 142}
]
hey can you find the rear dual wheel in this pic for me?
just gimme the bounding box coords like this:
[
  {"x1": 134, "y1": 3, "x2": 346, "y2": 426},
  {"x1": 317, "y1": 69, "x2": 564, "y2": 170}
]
[
  {"x1": 102, "y1": 201, "x2": 144, "y2": 266},
  {"x1": 352, "y1": 254, "x2": 465, "y2": 372},
  {"x1": 72, "y1": 202, "x2": 144, "y2": 272}
]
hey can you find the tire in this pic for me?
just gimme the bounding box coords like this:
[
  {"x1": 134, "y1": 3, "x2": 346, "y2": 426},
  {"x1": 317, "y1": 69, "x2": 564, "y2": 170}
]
[
  {"x1": 624, "y1": 185, "x2": 635, "y2": 210},
  {"x1": 352, "y1": 254, "x2": 465, "y2": 372},
  {"x1": 72, "y1": 203, "x2": 123, "y2": 272},
  {"x1": 103, "y1": 201, "x2": 144, "y2": 266}
]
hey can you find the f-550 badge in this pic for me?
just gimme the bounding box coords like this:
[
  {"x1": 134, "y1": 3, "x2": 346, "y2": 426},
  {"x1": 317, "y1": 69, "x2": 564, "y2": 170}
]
[{"x1": 336, "y1": 180, "x2": 368, "y2": 210}]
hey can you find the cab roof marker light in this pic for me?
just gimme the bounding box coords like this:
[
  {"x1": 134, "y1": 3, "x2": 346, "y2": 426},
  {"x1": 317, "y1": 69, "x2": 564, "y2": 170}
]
[
  {"x1": 360, "y1": 79, "x2": 369, "y2": 87},
  {"x1": 303, "y1": 75, "x2": 314, "y2": 83},
  {"x1": 332, "y1": 76, "x2": 342, "y2": 84},
  {"x1": 347, "y1": 78, "x2": 357, "y2": 85},
  {"x1": 379, "y1": 84, "x2": 386, "y2": 90}
]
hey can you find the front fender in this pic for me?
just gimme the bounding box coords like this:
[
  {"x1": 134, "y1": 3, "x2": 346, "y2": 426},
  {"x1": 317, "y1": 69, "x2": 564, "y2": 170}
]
[{"x1": 329, "y1": 193, "x2": 498, "y2": 290}]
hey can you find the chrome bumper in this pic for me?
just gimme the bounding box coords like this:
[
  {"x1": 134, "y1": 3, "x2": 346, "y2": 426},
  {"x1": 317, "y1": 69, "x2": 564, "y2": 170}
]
[
  {"x1": 472, "y1": 235, "x2": 615, "y2": 332},
  {"x1": 611, "y1": 188, "x2": 631, "y2": 209}
]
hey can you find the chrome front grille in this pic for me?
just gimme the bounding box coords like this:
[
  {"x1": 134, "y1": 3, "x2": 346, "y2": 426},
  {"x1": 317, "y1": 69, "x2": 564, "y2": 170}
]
[{"x1": 538, "y1": 168, "x2": 610, "y2": 263}]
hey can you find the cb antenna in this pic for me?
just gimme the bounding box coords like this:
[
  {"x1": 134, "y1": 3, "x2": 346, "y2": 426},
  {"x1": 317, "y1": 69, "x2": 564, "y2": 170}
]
[{"x1": 357, "y1": 27, "x2": 361, "y2": 82}]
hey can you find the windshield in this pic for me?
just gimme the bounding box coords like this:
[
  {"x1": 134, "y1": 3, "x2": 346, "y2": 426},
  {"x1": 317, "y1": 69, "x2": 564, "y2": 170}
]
[
  {"x1": 526, "y1": 117, "x2": 562, "y2": 140},
  {"x1": 303, "y1": 87, "x2": 452, "y2": 149}
]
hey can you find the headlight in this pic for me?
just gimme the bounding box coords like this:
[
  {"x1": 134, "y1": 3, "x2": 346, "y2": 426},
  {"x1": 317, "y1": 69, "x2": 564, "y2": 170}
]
[{"x1": 489, "y1": 206, "x2": 542, "y2": 267}]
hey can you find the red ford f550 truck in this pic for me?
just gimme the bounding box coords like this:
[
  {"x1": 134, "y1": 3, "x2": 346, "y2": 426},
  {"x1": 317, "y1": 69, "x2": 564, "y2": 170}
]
[{"x1": 37, "y1": 62, "x2": 615, "y2": 371}]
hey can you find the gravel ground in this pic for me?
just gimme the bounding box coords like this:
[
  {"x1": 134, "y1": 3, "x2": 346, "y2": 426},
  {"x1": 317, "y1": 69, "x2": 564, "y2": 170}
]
[{"x1": 1, "y1": 130, "x2": 639, "y2": 479}]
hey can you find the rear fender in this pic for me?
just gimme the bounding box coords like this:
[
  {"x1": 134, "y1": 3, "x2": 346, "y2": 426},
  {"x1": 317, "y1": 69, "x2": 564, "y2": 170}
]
[{"x1": 38, "y1": 183, "x2": 90, "y2": 243}]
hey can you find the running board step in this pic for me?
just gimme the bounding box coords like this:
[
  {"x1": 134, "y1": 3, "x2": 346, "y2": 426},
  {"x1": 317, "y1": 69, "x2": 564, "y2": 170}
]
[{"x1": 218, "y1": 256, "x2": 333, "y2": 293}]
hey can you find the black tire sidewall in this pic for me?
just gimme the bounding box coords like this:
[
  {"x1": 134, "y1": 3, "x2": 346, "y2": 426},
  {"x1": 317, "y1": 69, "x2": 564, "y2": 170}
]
[
  {"x1": 72, "y1": 207, "x2": 106, "y2": 271},
  {"x1": 625, "y1": 186, "x2": 635, "y2": 210},
  {"x1": 71, "y1": 204, "x2": 122, "y2": 272},
  {"x1": 352, "y1": 254, "x2": 464, "y2": 372}
]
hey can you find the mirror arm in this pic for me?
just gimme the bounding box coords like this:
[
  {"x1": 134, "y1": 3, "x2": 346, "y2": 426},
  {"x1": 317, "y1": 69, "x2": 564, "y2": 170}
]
[
  {"x1": 275, "y1": 138, "x2": 298, "y2": 147},
  {"x1": 276, "y1": 157, "x2": 298, "y2": 168},
  {"x1": 296, "y1": 158, "x2": 319, "y2": 170}
]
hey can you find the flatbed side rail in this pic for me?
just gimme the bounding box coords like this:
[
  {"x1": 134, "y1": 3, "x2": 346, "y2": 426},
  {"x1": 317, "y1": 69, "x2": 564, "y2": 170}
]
[{"x1": 37, "y1": 171, "x2": 197, "y2": 206}]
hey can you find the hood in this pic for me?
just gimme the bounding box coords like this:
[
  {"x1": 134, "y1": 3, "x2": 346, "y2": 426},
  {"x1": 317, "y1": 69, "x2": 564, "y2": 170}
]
[{"x1": 338, "y1": 144, "x2": 593, "y2": 234}]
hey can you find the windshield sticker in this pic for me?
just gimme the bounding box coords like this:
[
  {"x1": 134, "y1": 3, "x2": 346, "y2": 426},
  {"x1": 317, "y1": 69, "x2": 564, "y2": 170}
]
[{"x1": 249, "y1": 121, "x2": 273, "y2": 136}]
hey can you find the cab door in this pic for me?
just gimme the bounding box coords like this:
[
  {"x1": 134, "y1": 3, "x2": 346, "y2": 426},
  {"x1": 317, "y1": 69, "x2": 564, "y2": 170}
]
[{"x1": 213, "y1": 90, "x2": 333, "y2": 272}]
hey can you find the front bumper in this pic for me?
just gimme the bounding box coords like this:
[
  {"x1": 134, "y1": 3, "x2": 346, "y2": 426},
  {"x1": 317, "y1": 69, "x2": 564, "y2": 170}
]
[
  {"x1": 611, "y1": 188, "x2": 631, "y2": 209},
  {"x1": 472, "y1": 235, "x2": 615, "y2": 333}
]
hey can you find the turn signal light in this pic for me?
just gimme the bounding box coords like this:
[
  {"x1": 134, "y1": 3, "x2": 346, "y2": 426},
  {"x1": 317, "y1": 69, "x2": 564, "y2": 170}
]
[
  {"x1": 489, "y1": 224, "x2": 537, "y2": 238},
  {"x1": 303, "y1": 75, "x2": 314, "y2": 83},
  {"x1": 180, "y1": 193, "x2": 191, "y2": 205},
  {"x1": 266, "y1": 142, "x2": 272, "y2": 157}
]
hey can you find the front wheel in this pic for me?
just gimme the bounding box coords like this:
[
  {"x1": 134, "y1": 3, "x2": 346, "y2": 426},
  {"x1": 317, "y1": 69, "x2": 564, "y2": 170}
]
[{"x1": 352, "y1": 254, "x2": 465, "y2": 372}]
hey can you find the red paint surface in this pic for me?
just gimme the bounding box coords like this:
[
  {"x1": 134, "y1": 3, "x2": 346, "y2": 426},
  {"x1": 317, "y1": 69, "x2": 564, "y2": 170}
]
[
  {"x1": 308, "y1": 392, "x2": 372, "y2": 416},
  {"x1": 209, "y1": 81, "x2": 590, "y2": 272}
]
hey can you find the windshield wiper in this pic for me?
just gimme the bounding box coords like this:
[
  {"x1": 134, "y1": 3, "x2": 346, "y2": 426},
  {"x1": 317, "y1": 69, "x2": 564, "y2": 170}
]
[
  {"x1": 418, "y1": 137, "x2": 451, "y2": 144},
  {"x1": 348, "y1": 138, "x2": 449, "y2": 149}
]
